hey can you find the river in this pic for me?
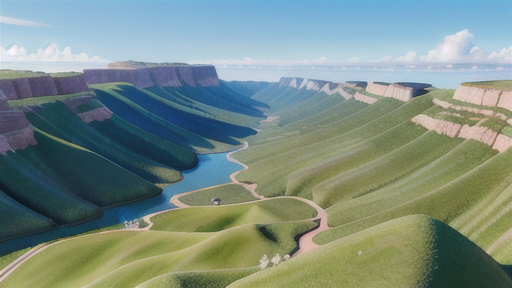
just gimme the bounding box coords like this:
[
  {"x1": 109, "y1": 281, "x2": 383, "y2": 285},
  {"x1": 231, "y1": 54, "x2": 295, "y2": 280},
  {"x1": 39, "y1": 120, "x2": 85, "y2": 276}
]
[{"x1": 0, "y1": 152, "x2": 243, "y2": 255}]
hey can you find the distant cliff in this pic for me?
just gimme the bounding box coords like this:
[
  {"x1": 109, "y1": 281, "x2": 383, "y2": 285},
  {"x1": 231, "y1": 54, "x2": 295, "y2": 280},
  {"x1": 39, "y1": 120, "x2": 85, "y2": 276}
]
[
  {"x1": 0, "y1": 73, "x2": 89, "y2": 100},
  {"x1": 84, "y1": 62, "x2": 220, "y2": 88},
  {"x1": 278, "y1": 77, "x2": 355, "y2": 99},
  {"x1": 366, "y1": 82, "x2": 432, "y2": 102}
]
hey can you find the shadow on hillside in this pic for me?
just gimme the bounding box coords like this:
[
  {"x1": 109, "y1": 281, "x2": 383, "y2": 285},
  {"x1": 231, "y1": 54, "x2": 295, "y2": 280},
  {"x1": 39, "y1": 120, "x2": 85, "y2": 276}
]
[
  {"x1": 290, "y1": 219, "x2": 321, "y2": 256},
  {"x1": 501, "y1": 265, "x2": 512, "y2": 280}
]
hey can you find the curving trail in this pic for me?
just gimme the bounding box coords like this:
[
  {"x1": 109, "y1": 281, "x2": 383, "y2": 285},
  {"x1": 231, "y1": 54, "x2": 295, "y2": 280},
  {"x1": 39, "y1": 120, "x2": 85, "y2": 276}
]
[{"x1": 0, "y1": 142, "x2": 329, "y2": 283}]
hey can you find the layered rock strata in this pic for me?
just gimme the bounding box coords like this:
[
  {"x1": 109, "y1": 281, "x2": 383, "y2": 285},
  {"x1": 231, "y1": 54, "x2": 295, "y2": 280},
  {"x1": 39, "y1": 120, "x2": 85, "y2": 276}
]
[
  {"x1": 411, "y1": 114, "x2": 511, "y2": 152},
  {"x1": 278, "y1": 77, "x2": 355, "y2": 99},
  {"x1": 453, "y1": 84, "x2": 512, "y2": 112},
  {"x1": 366, "y1": 82, "x2": 413, "y2": 102}
]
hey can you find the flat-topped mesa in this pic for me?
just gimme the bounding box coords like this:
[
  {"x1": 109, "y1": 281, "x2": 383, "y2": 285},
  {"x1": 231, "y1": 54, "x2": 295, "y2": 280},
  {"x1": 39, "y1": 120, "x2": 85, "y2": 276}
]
[
  {"x1": 53, "y1": 74, "x2": 90, "y2": 95},
  {"x1": 84, "y1": 62, "x2": 220, "y2": 88},
  {"x1": 453, "y1": 81, "x2": 512, "y2": 112}
]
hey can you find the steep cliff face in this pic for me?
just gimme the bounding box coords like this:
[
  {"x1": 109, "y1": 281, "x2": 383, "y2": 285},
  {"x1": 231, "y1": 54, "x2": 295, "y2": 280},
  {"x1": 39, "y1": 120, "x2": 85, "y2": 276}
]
[
  {"x1": 193, "y1": 65, "x2": 220, "y2": 87},
  {"x1": 83, "y1": 68, "x2": 154, "y2": 88},
  {"x1": 53, "y1": 74, "x2": 91, "y2": 95},
  {"x1": 453, "y1": 84, "x2": 512, "y2": 112},
  {"x1": 411, "y1": 114, "x2": 461, "y2": 137},
  {"x1": 149, "y1": 67, "x2": 181, "y2": 87},
  {"x1": 366, "y1": 82, "x2": 414, "y2": 102},
  {"x1": 28, "y1": 75, "x2": 59, "y2": 97}
]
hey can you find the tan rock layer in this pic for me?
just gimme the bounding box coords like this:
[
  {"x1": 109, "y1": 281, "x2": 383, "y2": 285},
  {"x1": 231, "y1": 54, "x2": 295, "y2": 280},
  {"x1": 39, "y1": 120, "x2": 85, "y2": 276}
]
[
  {"x1": 458, "y1": 124, "x2": 498, "y2": 146},
  {"x1": 411, "y1": 114, "x2": 461, "y2": 137},
  {"x1": 492, "y1": 134, "x2": 512, "y2": 153},
  {"x1": 366, "y1": 82, "x2": 388, "y2": 96},
  {"x1": 354, "y1": 92, "x2": 378, "y2": 104},
  {"x1": 454, "y1": 85, "x2": 512, "y2": 111},
  {"x1": 433, "y1": 99, "x2": 508, "y2": 120},
  {"x1": 366, "y1": 82, "x2": 412, "y2": 102}
]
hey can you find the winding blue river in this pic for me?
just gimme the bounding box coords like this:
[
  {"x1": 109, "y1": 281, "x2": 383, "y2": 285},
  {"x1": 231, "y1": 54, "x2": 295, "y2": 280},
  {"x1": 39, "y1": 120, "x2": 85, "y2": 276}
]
[{"x1": 0, "y1": 152, "x2": 243, "y2": 255}]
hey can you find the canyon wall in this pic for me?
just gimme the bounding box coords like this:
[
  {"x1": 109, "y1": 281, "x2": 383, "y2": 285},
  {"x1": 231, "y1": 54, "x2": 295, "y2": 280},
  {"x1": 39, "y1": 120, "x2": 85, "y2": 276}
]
[
  {"x1": 53, "y1": 75, "x2": 90, "y2": 95},
  {"x1": 0, "y1": 74, "x2": 88, "y2": 100},
  {"x1": 84, "y1": 65, "x2": 219, "y2": 88},
  {"x1": 453, "y1": 84, "x2": 512, "y2": 112},
  {"x1": 0, "y1": 107, "x2": 37, "y2": 155}
]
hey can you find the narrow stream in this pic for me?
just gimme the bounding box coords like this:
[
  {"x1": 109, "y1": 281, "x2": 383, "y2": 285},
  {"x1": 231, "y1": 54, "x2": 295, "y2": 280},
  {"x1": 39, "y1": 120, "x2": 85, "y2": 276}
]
[{"x1": 0, "y1": 152, "x2": 243, "y2": 255}]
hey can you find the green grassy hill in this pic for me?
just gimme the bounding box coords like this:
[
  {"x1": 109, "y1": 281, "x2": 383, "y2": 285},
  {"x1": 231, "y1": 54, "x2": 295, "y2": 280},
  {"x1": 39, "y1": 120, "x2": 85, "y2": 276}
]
[
  {"x1": 229, "y1": 215, "x2": 512, "y2": 288},
  {"x1": 0, "y1": 198, "x2": 317, "y2": 288}
]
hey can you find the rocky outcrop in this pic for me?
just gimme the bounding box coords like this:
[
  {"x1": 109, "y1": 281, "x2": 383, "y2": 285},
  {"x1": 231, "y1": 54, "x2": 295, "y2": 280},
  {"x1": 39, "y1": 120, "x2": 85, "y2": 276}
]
[
  {"x1": 77, "y1": 107, "x2": 113, "y2": 123},
  {"x1": 175, "y1": 66, "x2": 196, "y2": 87},
  {"x1": 279, "y1": 77, "x2": 355, "y2": 99},
  {"x1": 366, "y1": 82, "x2": 413, "y2": 102},
  {"x1": 319, "y1": 83, "x2": 355, "y2": 100},
  {"x1": 53, "y1": 75, "x2": 89, "y2": 95},
  {"x1": 0, "y1": 110, "x2": 31, "y2": 134},
  {"x1": 4, "y1": 126, "x2": 37, "y2": 152},
  {"x1": 433, "y1": 99, "x2": 509, "y2": 121},
  {"x1": 411, "y1": 114, "x2": 511, "y2": 152},
  {"x1": 458, "y1": 123, "x2": 498, "y2": 146},
  {"x1": 492, "y1": 134, "x2": 512, "y2": 153},
  {"x1": 0, "y1": 134, "x2": 14, "y2": 155},
  {"x1": 28, "y1": 75, "x2": 58, "y2": 97},
  {"x1": 497, "y1": 91, "x2": 512, "y2": 111},
  {"x1": 411, "y1": 114, "x2": 461, "y2": 137},
  {"x1": 453, "y1": 84, "x2": 512, "y2": 112},
  {"x1": 354, "y1": 92, "x2": 379, "y2": 104}
]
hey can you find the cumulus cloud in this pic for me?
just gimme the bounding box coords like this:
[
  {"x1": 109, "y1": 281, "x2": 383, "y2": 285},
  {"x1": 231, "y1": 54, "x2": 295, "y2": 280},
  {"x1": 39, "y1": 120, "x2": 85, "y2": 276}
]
[
  {"x1": 1, "y1": 43, "x2": 108, "y2": 63},
  {"x1": 0, "y1": 16, "x2": 51, "y2": 27},
  {"x1": 396, "y1": 51, "x2": 417, "y2": 62},
  {"x1": 348, "y1": 57, "x2": 359, "y2": 62},
  {"x1": 418, "y1": 30, "x2": 511, "y2": 64}
]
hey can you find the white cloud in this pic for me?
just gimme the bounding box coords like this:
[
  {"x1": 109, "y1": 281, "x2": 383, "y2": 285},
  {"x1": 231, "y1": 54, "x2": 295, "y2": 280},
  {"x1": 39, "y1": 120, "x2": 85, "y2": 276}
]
[
  {"x1": 486, "y1": 46, "x2": 512, "y2": 63},
  {"x1": 348, "y1": 57, "x2": 359, "y2": 62},
  {"x1": 1, "y1": 43, "x2": 108, "y2": 63},
  {"x1": 379, "y1": 55, "x2": 393, "y2": 62},
  {"x1": 0, "y1": 16, "x2": 51, "y2": 27},
  {"x1": 418, "y1": 30, "x2": 511, "y2": 64},
  {"x1": 396, "y1": 51, "x2": 417, "y2": 62}
]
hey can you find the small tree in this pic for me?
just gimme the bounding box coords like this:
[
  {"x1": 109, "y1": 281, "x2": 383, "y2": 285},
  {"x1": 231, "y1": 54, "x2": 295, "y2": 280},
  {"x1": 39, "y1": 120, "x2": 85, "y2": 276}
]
[
  {"x1": 271, "y1": 253, "x2": 281, "y2": 266},
  {"x1": 259, "y1": 254, "x2": 269, "y2": 270}
]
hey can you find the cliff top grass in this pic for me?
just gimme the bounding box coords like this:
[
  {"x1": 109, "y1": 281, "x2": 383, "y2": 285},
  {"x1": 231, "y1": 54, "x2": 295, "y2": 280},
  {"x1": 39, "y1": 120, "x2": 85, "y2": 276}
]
[
  {"x1": 49, "y1": 72, "x2": 83, "y2": 78},
  {"x1": 0, "y1": 69, "x2": 46, "y2": 80},
  {"x1": 461, "y1": 80, "x2": 512, "y2": 90},
  {"x1": 7, "y1": 91, "x2": 93, "y2": 107}
]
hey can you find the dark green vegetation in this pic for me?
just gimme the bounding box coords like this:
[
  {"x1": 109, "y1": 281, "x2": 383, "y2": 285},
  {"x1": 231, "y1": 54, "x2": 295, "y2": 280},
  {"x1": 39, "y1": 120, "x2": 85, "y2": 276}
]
[
  {"x1": 178, "y1": 184, "x2": 258, "y2": 206},
  {"x1": 1, "y1": 198, "x2": 317, "y2": 287},
  {"x1": 0, "y1": 67, "x2": 268, "y2": 242}
]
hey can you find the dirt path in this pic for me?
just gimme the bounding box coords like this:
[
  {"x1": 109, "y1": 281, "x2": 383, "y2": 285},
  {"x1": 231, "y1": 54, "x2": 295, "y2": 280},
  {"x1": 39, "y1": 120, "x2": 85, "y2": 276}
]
[
  {"x1": 260, "y1": 115, "x2": 280, "y2": 124},
  {"x1": 486, "y1": 227, "x2": 512, "y2": 254}
]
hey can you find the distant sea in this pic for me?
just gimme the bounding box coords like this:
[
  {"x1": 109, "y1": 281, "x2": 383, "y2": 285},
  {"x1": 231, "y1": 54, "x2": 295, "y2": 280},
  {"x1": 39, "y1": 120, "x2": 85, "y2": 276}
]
[{"x1": 217, "y1": 67, "x2": 512, "y2": 89}]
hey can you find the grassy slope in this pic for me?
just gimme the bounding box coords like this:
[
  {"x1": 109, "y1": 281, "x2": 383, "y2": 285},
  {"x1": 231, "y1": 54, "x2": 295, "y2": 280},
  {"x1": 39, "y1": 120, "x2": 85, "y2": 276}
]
[
  {"x1": 233, "y1": 83, "x2": 511, "y2": 269},
  {"x1": 178, "y1": 184, "x2": 258, "y2": 206},
  {"x1": 229, "y1": 215, "x2": 512, "y2": 288},
  {"x1": 0, "y1": 128, "x2": 161, "y2": 239},
  {"x1": 1, "y1": 198, "x2": 317, "y2": 288},
  {"x1": 90, "y1": 83, "x2": 242, "y2": 153},
  {"x1": 25, "y1": 101, "x2": 182, "y2": 183}
]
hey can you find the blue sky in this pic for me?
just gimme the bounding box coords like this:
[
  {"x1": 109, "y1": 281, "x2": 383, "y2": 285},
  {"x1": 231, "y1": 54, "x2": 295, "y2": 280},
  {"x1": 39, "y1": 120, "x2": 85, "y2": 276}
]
[{"x1": 1, "y1": 1, "x2": 511, "y2": 86}]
